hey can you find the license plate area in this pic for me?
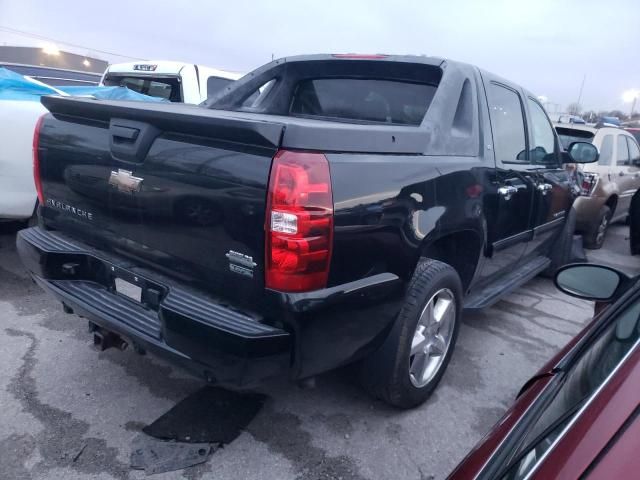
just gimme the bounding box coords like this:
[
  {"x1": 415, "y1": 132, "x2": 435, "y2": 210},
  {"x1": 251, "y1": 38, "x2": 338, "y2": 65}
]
[{"x1": 115, "y1": 277, "x2": 142, "y2": 302}]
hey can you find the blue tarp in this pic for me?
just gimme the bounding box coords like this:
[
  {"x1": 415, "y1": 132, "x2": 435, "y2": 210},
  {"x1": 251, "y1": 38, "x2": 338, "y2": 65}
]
[
  {"x1": 0, "y1": 67, "x2": 58, "y2": 100},
  {"x1": 0, "y1": 67, "x2": 166, "y2": 102},
  {"x1": 56, "y1": 85, "x2": 167, "y2": 102}
]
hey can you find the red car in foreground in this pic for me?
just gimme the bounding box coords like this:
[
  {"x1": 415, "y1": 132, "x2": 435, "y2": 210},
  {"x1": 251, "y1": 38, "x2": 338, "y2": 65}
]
[{"x1": 449, "y1": 263, "x2": 640, "y2": 480}]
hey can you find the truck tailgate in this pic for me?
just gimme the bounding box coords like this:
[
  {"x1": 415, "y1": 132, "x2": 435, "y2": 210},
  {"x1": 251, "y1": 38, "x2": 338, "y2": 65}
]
[{"x1": 38, "y1": 96, "x2": 284, "y2": 304}]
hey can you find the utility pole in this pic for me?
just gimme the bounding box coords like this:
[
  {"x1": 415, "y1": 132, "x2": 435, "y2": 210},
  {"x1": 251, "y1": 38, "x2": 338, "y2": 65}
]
[
  {"x1": 631, "y1": 96, "x2": 637, "y2": 118},
  {"x1": 576, "y1": 74, "x2": 586, "y2": 107}
]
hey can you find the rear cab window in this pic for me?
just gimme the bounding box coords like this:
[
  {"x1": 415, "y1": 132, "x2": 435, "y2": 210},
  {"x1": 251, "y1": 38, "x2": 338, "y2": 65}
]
[
  {"x1": 289, "y1": 78, "x2": 435, "y2": 125},
  {"x1": 102, "y1": 75, "x2": 182, "y2": 102},
  {"x1": 209, "y1": 59, "x2": 442, "y2": 126}
]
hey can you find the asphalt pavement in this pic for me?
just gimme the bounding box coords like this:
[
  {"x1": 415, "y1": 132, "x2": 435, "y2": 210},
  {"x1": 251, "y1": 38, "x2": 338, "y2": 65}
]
[{"x1": 0, "y1": 224, "x2": 637, "y2": 480}]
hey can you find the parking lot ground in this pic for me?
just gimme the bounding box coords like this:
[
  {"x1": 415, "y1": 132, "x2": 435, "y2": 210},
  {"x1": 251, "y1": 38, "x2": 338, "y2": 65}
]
[{"x1": 0, "y1": 224, "x2": 637, "y2": 480}]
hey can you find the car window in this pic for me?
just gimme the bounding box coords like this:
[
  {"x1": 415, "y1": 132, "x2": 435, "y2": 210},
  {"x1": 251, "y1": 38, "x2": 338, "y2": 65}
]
[
  {"x1": 241, "y1": 78, "x2": 277, "y2": 108},
  {"x1": 598, "y1": 134, "x2": 614, "y2": 166},
  {"x1": 500, "y1": 294, "x2": 640, "y2": 480},
  {"x1": 487, "y1": 83, "x2": 527, "y2": 164},
  {"x1": 102, "y1": 75, "x2": 182, "y2": 102},
  {"x1": 527, "y1": 97, "x2": 557, "y2": 164},
  {"x1": 627, "y1": 130, "x2": 640, "y2": 145},
  {"x1": 206, "y1": 76, "x2": 233, "y2": 98},
  {"x1": 626, "y1": 137, "x2": 640, "y2": 165},
  {"x1": 617, "y1": 135, "x2": 630, "y2": 166},
  {"x1": 555, "y1": 127, "x2": 595, "y2": 150},
  {"x1": 289, "y1": 78, "x2": 437, "y2": 125}
]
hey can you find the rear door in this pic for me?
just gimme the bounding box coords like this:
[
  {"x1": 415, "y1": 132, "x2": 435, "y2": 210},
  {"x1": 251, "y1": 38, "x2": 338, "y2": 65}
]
[
  {"x1": 479, "y1": 78, "x2": 536, "y2": 279},
  {"x1": 614, "y1": 133, "x2": 634, "y2": 217},
  {"x1": 627, "y1": 135, "x2": 640, "y2": 190},
  {"x1": 523, "y1": 96, "x2": 573, "y2": 256}
]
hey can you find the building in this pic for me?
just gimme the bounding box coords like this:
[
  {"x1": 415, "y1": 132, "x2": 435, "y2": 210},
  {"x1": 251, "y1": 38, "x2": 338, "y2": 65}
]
[{"x1": 0, "y1": 45, "x2": 107, "y2": 86}]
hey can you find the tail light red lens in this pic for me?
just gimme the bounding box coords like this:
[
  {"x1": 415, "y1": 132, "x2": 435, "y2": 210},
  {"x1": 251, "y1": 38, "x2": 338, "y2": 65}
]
[
  {"x1": 265, "y1": 150, "x2": 333, "y2": 292},
  {"x1": 33, "y1": 114, "x2": 46, "y2": 204},
  {"x1": 581, "y1": 172, "x2": 599, "y2": 196}
]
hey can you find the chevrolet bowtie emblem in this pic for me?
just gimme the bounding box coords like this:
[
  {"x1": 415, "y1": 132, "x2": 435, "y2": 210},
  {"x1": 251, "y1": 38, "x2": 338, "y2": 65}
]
[{"x1": 108, "y1": 169, "x2": 143, "y2": 193}]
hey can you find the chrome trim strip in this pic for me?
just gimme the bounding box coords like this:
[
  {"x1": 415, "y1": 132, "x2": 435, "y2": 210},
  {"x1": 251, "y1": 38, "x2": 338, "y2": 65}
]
[
  {"x1": 522, "y1": 337, "x2": 640, "y2": 480},
  {"x1": 470, "y1": 379, "x2": 555, "y2": 480}
]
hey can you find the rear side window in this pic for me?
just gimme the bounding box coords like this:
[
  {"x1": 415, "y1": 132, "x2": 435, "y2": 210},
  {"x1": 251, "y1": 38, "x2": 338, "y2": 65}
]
[
  {"x1": 627, "y1": 130, "x2": 640, "y2": 145},
  {"x1": 487, "y1": 83, "x2": 527, "y2": 164},
  {"x1": 289, "y1": 78, "x2": 436, "y2": 125},
  {"x1": 206, "y1": 76, "x2": 233, "y2": 98},
  {"x1": 627, "y1": 137, "x2": 640, "y2": 164},
  {"x1": 598, "y1": 135, "x2": 614, "y2": 165},
  {"x1": 617, "y1": 135, "x2": 630, "y2": 165}
]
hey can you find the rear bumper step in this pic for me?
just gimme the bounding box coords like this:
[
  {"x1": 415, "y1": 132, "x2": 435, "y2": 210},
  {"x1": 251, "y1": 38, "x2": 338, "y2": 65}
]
[{"x1": 18, "y1": 227, "x2": 291, "y2": 385}]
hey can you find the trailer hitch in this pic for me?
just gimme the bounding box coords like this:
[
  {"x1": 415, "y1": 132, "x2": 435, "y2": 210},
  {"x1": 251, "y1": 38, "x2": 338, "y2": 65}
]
[{"x1": 89, "y1": 323, "x2": 128, "y2": 351}]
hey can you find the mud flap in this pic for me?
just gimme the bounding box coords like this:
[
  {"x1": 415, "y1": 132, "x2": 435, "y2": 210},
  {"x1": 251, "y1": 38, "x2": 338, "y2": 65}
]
[{"x1": 570, "y1": 234, "x2": 587, "y2": 262}]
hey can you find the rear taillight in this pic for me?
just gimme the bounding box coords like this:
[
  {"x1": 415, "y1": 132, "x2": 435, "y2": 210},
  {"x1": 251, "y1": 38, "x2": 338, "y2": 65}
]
[
  {"x1": 265, "y1": 150, "x2": 333, "y2": 292},
  {"x1": 581, "y1": 172, "x2": 599, "y2": 196},
  {"x1": 33, "y1": 114, "x2": 46, "y2": 204}
]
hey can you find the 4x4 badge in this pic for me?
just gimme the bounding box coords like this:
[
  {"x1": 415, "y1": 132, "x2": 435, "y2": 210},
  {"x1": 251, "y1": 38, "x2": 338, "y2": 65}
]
[{"x1": 109, "y1": 169, "x2": 143, "y2": 193}]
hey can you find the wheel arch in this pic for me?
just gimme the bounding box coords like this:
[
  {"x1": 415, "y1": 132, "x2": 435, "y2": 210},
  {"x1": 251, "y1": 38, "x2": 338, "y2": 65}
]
[
  {"x1": 419, "y1": 229, "x2": 484, "y2": 292},
  {"x1": 605, "y1": 194, "x2": 618, "y2": 215}
]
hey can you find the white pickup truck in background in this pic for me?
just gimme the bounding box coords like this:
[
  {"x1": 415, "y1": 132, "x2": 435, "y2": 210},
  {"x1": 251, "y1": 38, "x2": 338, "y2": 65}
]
[{"x1": 100, "y1": 61, "x2": 243, "y2": 103}]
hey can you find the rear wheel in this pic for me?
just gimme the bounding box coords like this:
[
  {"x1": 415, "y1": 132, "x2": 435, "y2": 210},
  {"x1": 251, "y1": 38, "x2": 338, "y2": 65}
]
[
  {"x1": 584, "y1": 205, "x2": 611, "y2": 250},
  {"x1": 359, "y1": 259, "x2": 462, "y2": 409}
]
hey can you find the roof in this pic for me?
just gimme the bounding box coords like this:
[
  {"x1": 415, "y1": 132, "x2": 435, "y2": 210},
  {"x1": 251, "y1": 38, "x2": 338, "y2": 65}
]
[
  {"x1": 553, "y1": 123, "x2": 598, "y2": 133},
  {"x1": 105, "y1": 61, "x2": 242, "y2": 80}
]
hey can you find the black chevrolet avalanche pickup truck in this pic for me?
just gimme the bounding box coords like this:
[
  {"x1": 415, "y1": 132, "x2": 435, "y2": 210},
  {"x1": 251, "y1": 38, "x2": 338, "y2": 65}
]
[{"x1": 17, "y1": 54, "x2": 598, "y2": 408}]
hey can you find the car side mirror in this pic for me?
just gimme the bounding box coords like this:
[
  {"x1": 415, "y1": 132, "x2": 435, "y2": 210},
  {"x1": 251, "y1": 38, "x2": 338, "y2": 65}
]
[
  {"x1": 555, "y1": 264, "x2": 628, "y2": 301},
  {"x1": 565, "y1": 141, "x2": 599, "y2": 164}
]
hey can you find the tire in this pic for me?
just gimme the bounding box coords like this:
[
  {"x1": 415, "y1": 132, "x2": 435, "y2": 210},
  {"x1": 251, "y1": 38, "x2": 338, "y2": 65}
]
[
  {"x1": 0, "y1": 219, "x2": 29, "y2": 234},
  {"x1": 584, "y1": 205, "x2": 611, "y2": 250},
  {"x1": 542, "y1": 207, "x2": 577, "y2": 277},
  {"x1": 359, "y1": 258, "x2": 462, "y2": 409}
]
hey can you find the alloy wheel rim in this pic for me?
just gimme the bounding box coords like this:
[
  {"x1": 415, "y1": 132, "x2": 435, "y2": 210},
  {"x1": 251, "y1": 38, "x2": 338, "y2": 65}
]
[
  {"x1": 409, "y1": 288, "x2": 456, "y2": 388},
  {"x1": 596, "y1": 214, "x2": 609, "y2": 244}
]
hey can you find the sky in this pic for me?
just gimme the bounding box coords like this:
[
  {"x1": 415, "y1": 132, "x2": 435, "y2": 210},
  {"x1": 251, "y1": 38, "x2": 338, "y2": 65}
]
[{"x1": 1, "y1": 0, "x2": 638, "y2": 112}]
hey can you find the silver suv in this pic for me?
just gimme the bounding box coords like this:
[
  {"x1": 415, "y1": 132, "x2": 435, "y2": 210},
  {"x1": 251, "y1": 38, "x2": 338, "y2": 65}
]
[{"x1": 556, "y1": 124, "x2": 640, "y2": 248}]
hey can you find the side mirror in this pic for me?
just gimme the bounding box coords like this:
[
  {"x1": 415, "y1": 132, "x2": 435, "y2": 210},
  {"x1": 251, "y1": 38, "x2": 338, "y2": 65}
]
[
  {"x1": 565, "y1": 141, "x2": 599, "y2": 164},
  {"x1": 555, "y1": 264, "x2": 628, "y2": 301}
]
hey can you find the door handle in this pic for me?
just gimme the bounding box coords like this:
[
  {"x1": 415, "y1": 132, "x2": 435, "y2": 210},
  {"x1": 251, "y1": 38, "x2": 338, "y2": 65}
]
[
  {"x1": 536, "y1": 183, "x2": 553, "y2": 195},
  {"x1": 498, "y1": 185, "x2": 518, "y2": 200}
]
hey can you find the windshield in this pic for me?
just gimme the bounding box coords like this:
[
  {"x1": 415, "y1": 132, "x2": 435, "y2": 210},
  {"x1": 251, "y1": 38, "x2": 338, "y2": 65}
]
[
  {"x1": 555, "y1": 126, "x2": 595, "y2": 150},
  {"x1": 499, "y1": 292, "x2": 640, "y2": 480},
  {"x1": 102, "y1": 74, "x2": 182, "y2": 102}
]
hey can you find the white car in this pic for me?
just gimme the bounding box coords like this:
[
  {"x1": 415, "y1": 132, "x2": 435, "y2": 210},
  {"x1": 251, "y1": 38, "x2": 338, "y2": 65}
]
[{"x1": 0, "y1": 99, "x2": 46, "y2": 227}]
